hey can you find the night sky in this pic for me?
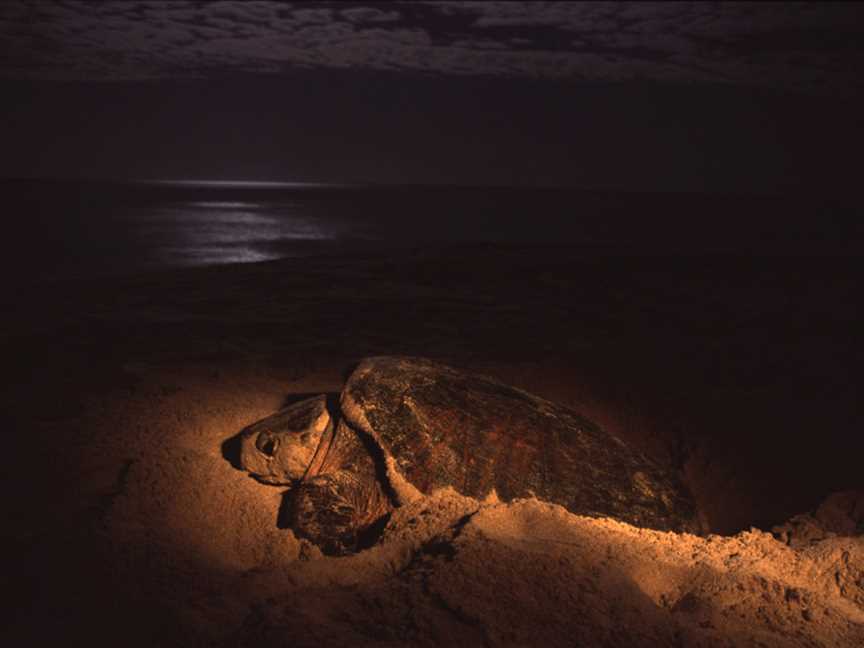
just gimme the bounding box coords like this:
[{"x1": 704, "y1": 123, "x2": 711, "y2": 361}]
[{"x1": 2, "y1": 1, "x2": 863, "y2": 191}]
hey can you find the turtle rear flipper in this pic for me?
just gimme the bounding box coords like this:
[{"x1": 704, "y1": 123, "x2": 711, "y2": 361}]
[{"x1": 288, "y1": 473, "x2": 367, "y2": 556}]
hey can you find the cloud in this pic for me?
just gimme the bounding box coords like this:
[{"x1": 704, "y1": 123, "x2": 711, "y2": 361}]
[
  {"x1": 289, "y1": 8, "x2": 334, "y2": 26},
  {"x1": 340, "y1": 7, "x2": 401, "y2": 24},
  {"x1": 0, "y1": 1, "x2": 861, "y2": 92}
]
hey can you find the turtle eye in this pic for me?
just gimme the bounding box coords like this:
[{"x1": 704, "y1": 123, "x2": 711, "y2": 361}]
[{"x1": 256, "y1": 432, "x2": 279, "y2": 457}]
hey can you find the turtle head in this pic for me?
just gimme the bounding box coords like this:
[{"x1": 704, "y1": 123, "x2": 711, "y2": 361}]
[{"x1": 240, "y1": 395, "x2": 332, "y2": 485}]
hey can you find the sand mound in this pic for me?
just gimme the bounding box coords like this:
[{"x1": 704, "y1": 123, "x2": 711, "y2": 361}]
[
  {"x1": 773, "y1": 491, "x2": 864, "y2": 549},
  {"x1": 224, "y1": 495, "x2": 864, "y2": 648}
]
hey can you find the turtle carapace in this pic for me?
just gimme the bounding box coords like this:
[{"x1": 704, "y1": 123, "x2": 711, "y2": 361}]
[{"x1": 237, "y1": 357, "x2": 703, "y2": 555}]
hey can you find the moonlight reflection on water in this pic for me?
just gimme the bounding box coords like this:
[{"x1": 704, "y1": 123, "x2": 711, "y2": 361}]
[{"x1": 135, "y1": 200, "x2": 336, "y2": 267}]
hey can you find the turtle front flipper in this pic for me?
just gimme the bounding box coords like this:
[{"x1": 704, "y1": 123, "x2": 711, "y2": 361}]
[{"x1": 287, "y1": 473, "x2": 367, "y2": 556}]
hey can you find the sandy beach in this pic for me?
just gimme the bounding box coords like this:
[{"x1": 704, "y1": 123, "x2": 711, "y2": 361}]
[
  {"x1": 4, "y1": 0, "x2": 864, "y2": 642},
  {"x1": 2, "y1": 244, "x2": 862, "y2": 646}
]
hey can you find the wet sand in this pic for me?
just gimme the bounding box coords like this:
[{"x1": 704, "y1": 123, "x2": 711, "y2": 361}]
[{"x1": 1, "y1": 244, "x2": 861, "y2": 646}]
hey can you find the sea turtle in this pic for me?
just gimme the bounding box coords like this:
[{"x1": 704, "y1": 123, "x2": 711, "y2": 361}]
[{"x1": 237, "y1": 356, "x2": 702, "y2": 555}]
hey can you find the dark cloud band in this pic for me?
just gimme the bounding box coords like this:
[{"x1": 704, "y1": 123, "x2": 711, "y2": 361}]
[{"x1": 1, "y1": 1, "x2": 861, "y2": 91}]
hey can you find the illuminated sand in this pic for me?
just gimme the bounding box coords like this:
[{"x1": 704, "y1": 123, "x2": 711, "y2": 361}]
[
  {"x1": 1, "y1": 363, "x2": 857, "y2": 647},
  {"x1": 2, "y1": 246, "x2": 861, "y2": 646}
]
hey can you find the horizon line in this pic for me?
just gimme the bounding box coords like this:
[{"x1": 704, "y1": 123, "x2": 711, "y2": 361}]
[{"x1": 0, "y1": 175, "x2": 845, "y2": 199}]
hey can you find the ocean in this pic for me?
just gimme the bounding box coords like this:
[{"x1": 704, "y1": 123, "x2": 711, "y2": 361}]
[{"x1": 3, "y1": 179, "x2": 860, "y2": 283}]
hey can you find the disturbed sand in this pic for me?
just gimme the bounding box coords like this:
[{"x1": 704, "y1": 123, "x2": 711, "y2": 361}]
[{"x1": 1, "y1": 245, "x2": 861, "y2": 646}]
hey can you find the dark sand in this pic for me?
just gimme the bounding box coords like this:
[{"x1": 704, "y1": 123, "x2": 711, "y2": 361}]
[{"x1": 1, "y1": 244, "x2": 861, "y2": 646}]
